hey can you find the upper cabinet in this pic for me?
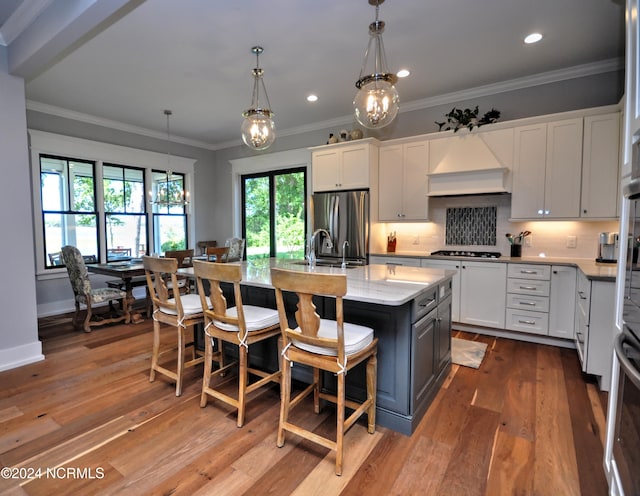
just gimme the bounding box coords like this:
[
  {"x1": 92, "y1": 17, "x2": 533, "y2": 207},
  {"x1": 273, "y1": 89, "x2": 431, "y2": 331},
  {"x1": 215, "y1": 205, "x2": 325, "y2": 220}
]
[
  {"x1": 511, "y1": 111, "x2": 620, "y2": 220},
  {"x1": 378, "y1": 139, "x2": 429, "y2": 221},
  {"x1": 311, "y1": 138, "x2": 379, "y2": 192},
  {"x1": 581, "y1": 113, "x2": 620, "y2": 219}
]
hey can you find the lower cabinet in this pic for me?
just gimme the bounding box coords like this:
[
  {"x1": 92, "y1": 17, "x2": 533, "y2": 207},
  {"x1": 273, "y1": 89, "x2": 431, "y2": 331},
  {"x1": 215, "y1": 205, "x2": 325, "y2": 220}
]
[
  {"x1": 505, "y1": 263, "x2": 550, "y2": 335},
  {"x1": 575, "y1": 271, "x2": 616, "y2": 390},
  {"x1": 458, "y1": 261, "x2": 507, "y2": 328},
  {"x1": 549, "y1": 266, "x2": 577, "y2": 338},
  {"x1": 420, "y1": 258, "x2": 506, "y2": 327}
]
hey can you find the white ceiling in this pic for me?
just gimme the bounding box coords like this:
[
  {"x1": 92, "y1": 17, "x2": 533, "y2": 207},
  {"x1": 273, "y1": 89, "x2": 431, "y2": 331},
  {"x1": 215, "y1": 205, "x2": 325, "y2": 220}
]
[{"x1": 1, "y1": 0, "x2": 625, "y2": 150}]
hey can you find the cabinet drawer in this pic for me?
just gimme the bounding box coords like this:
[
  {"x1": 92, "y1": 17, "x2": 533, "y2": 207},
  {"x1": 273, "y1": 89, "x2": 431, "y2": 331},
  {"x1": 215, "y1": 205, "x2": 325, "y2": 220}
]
[
  {"x1": 507, "y1": 278, "x2": 551, "y2": 296},
  {"x1": 506, "y1": 293, "x2": 550, "y2": 313},
  {"x1": 506, "y1": 308, "x2": 549, "y2": 335},
  {"x1": 507, "y1": 263, "x2": 551, "y2": 280},
  {"x1": 370, "y1": 256, "x2": 421, "y2": 267}
]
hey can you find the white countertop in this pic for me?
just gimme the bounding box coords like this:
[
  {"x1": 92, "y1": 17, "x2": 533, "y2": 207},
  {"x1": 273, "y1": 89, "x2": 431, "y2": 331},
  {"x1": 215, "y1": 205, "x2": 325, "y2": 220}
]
[
  {"x1": 181, "y1": 258, "x2": 454, "y2": 306},
  {"x1": 371, "y1": 251, "x2": 618, "y2": 282}
]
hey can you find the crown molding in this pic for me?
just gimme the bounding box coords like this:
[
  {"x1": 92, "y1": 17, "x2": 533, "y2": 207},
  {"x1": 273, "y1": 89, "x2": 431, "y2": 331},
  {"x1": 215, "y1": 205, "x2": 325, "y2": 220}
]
[
  {"x1": 26, "y1": 100, "x2": 218, "y2": 150},
  {"x1": 399, "y1": 58, "x2": 624, "y2": 113},
  {"x1": 27, "y1": 57, "x2": 623, "y2": 152}
]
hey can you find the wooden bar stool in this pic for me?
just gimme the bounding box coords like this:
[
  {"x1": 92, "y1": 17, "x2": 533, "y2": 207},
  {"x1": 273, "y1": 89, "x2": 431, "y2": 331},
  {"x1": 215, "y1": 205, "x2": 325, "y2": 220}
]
[
  {"x1": 193, "y1": 260, "x2": 281, "y2": 427},
  {"x1": 270, "y1": 267, "x2": 378, "y2": 476},
  {"x1": 143, "y1": 255, "x2": 206, "y2": 396}
]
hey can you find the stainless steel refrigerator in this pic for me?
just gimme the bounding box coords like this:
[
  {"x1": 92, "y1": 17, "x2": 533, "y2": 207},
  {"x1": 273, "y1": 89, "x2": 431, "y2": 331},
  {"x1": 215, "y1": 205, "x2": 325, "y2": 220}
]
[{"x1": 311, "y1": 189, "x2": 369, "y2": 265}]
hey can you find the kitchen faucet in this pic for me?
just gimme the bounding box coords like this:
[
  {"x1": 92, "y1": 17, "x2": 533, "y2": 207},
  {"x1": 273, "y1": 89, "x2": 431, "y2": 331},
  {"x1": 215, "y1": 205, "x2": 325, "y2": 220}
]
[
  {"x1": 341, "y1": 240, "x2": 350, "y2": 270},
  {"x1": 308, "y1": 228, "x2": 333, "y2": 268}
]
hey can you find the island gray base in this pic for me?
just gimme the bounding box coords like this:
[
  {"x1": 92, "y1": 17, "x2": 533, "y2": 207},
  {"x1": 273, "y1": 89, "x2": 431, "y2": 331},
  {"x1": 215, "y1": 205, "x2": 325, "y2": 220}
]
[{"x1": 216, "y1": 282, "x2": 452, "y2": 436}]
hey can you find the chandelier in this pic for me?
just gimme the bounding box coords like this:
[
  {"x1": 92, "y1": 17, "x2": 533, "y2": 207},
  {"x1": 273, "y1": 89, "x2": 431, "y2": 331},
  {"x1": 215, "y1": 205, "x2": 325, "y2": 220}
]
[
  {"x1": 241, "y1": 46, "x2": 276, "y2": 150},
  {"x1": 353, "y1": 0, "x2": 399, "y2": 129},
  {"x1": 150, "y1": 110, "x2": 189, "y2": 207}
]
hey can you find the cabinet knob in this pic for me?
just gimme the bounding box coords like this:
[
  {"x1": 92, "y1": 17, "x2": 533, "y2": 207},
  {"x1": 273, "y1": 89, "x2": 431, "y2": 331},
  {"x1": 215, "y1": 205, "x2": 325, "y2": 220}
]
[{"x1": 583, "y1": 209, "x2": 587, "y2": 214}]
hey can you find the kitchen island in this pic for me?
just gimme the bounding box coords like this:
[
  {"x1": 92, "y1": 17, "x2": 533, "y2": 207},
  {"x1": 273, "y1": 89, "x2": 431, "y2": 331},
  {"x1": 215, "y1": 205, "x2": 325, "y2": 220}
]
[{"x1": 184, "y1": 259, "x2": 455, "y2": 435}]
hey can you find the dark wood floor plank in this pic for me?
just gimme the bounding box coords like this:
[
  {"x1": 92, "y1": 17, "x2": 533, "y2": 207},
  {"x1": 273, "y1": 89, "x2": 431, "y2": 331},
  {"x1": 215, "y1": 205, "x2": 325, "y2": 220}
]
[
  {"x1": 560, "y1": 347, "x2": 610, "y2": 496},
  {"x1": 533, "y1": 345, "x2": 581, "y2": 496},
  {"x1": 435, "y1": 405, "x2": 501, "y2": 496}
]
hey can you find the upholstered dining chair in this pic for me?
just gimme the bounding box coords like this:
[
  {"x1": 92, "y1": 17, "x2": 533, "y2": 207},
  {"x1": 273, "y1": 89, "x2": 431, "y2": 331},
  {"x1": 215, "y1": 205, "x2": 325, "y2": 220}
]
[
  {"x1": 270, "y1": 267, "x2": 378, "y2": 476},
  {"x1": 224, "y1": 237, "x2": 246, "y2": 262},
  {"x1": 143, "y1": 255, "x2": 206, "y2": 396},
  {"x1": 193, "y1": 260, "x2": 281, "y2": 427},
  {"x1": 61, "y1": 245, "x2": 129, "y2": 333},
  {"x1": 205, "y1": 246, "x2": 230, "y2": 263}
]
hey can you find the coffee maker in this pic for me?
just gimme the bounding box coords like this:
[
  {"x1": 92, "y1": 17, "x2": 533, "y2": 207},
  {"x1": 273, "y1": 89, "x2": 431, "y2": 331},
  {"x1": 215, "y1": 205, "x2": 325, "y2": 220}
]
[{"x1": 597, "y1": 232, "x2": 619, "y2": 263}]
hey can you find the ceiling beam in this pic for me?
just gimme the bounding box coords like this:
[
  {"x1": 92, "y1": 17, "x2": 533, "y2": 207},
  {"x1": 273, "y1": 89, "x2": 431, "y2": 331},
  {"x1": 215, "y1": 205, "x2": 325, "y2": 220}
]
[{"x1": 7, "y1": 0, "x2": 144, "y2": 81}]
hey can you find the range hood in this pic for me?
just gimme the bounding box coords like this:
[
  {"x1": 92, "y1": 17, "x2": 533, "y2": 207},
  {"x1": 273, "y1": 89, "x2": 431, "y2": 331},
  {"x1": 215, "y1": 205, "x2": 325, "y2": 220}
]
[{"x1": 427, "y1": 129, "x2": 513, "y2": 196}]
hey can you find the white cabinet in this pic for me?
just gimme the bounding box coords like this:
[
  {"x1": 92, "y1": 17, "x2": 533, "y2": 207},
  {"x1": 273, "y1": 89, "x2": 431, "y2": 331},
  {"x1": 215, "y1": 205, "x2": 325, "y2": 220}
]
[
  {"x1": 511, "y1": 113, "x2": 620, "y2": 220},
  {"x1": 511, "y1": 119, "x2": 583, "y2": 219},
  {"x1": 458, "y1": 261, "x2": 507, "y2": 328},
  {"x1": 575, "y1": 271, "x2": 616, "y2": 389},
  {"x1": 549, "y1": 266, "x2": 577, "y2": 339},
  {"x1": 378, "y1": 140, "x2": 429, "y2": 221},
  {"x1": 421, "y1": 258, "x2": 461, "y2": 321},
  {"x1": 311, "y1": 139, "x2": 378, "y2": 192},
  {"x1": 581, "y1": 113, "x2": 620, "y2": 219},
  {"x1": 505, "y1": 263, "x2": 551, "y2": 335}
]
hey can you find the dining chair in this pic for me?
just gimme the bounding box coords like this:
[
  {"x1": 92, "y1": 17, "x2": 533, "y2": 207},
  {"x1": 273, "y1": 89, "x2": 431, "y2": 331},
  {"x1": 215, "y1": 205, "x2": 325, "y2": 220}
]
[
  {"x1": 48, "y1": 251, "x2": 64, "y2": 266},
  {"x1": 165, "y1": 248, "x2": 194, "y2": 294},
  {"x1": 224, "y1": 237, "x2": 246, "y2": 262},
  {"x1": 143, "y1": 255, "x2": 206, "y2": 396},
  {"x1": 206, "y1": 246, "x2": 230, "y2": 263},
  {"x1": 61, "y1": 245, "x2": 129, "y2": 332},
  {"x1": 197, "y1": 240, "x2": 218, "y2": 256},
  {"x1": 270, "y1": 267, "x2": 378, "y2": 476},
  {"x1": 193, "y1": 260, "x2": 281, "y2": 427}
]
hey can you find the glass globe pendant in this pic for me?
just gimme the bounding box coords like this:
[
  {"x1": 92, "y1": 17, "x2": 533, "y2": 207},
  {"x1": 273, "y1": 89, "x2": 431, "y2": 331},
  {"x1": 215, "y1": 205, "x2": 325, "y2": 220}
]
[
  {"x1": 354, "y1": 0, "x2": 399, "y2": 129},
  {"x1": 241, "y1": 46, "x2": 276, "y2": 150}
]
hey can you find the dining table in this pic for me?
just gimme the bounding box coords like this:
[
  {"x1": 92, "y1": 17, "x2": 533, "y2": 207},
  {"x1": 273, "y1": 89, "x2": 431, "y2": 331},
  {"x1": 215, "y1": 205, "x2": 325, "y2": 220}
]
[{"x1": 87, "y1": 261, "x2": 147, "y2": 323}]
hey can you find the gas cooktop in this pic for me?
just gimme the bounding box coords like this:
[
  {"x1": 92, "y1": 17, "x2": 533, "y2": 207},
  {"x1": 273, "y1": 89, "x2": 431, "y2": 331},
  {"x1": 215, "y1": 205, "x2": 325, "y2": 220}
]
[{"x1": 430, "y1": 250, "x2": 502, "y2": 259}]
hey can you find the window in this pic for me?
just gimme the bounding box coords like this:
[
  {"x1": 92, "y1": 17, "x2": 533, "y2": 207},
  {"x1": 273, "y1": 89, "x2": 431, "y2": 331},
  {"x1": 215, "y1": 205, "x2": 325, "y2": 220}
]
[
  {"x1": 150, "y1": 170, "x2": 188, "y2": 253},
  {"x1": 103, "y1": 164, "x2": 147, "y2": 261},
  {"x1": 31, "y1": 130, "x2": 196, "y2": 274},
  {"x1": 40, "y1": 155, "x2": 99, "y2": 268},
  {"x1": 241, "y1": 167, "x2": 306, "y2": 260}
]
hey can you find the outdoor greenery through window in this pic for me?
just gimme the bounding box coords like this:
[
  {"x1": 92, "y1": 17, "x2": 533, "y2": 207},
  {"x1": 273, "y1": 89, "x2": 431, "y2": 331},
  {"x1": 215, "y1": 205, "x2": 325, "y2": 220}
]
[
  {"x1": 103, "y1": 164, "x2": 147, "y2": 261},
  {"x1": 150, "y1": 170, "x2": 187, "y2": 253},
  {"x1": 41, "y1": 155, "x2": 99, "y2": 268},
  {"x1": 242, "y1": 168, "x2": 306, "y2": 261},
  {"x1": 40, "y1": 155, "x2": 188, "y2": 268}
]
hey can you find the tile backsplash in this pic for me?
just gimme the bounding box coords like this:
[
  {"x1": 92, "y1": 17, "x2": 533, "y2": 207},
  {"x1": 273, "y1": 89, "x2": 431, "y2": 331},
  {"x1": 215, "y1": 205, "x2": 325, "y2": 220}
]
[
  {"x1": 446, "y1": 206, "x2": 497, "y2": 246},
  {"x1": 371, "y1": 194, "x2": 619, "y2": 259}
]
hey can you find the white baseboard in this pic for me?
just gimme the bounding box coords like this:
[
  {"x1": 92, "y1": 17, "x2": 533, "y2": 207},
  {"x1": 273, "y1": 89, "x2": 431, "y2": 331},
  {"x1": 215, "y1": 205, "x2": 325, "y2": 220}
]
[
  {"x1": 452, "y1": 323, "x2": 576, "y2": 349},
  {"x1": 0, "y1": 341, "x2": 44, "y2": 372}
]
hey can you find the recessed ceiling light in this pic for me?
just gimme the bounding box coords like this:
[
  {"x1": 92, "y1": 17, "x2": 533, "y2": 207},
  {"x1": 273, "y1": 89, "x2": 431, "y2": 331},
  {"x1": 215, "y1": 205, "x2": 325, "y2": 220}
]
[
  {"x1": 524, "y1": 33, "x2": 543, "y2": 44},
  {"x1": 397, "y1": 69, "x2": 410, "y2": 78},
  {"x1": 307, "y1": 94, "x2": 318, "y2": 102}
]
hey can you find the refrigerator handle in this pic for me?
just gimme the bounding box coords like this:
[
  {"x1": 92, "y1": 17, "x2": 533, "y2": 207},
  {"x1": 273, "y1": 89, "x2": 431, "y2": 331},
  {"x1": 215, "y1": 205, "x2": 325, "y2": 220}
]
[{"x1": 329, "y1": 194, "x2": 339, "y2": 243}]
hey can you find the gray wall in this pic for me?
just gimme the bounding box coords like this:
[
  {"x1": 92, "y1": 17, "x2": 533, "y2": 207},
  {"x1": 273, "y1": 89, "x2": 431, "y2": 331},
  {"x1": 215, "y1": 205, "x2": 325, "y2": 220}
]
[{"x1": 0, "y1": 46, "x2": 43, "y2": 369}]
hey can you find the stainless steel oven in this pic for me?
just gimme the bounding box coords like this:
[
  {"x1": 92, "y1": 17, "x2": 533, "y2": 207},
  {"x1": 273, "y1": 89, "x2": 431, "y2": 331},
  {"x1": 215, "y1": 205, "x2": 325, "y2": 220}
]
[{"x1": 612, "y1": 327, "x2": 640, "y2": 495}]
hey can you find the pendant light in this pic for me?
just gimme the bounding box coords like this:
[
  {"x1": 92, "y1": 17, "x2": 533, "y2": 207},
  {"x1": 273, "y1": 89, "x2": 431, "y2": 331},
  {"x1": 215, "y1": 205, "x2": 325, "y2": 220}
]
[
  {"x1": 150, "y1": 110, "x2": 189, "y2": 207},
  {"x1": 353, "y1": 0, "x2": 399, "y2": 129},
  {"x1": 241, "y1": 46, "x2": 276, "y2": 150}
]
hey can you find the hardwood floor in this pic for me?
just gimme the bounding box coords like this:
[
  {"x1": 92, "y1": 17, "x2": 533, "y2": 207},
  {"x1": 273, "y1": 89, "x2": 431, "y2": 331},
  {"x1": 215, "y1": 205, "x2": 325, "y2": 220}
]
[{"x1": 0, "y1": 315, "x2": 609, "y2": 495}]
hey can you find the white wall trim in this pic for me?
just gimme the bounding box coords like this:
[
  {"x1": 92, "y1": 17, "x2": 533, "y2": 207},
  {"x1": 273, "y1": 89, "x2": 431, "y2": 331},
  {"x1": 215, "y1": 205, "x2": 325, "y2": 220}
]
[{"x1": 0, "y1": 341, "x2": 44, "y2": 372}]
